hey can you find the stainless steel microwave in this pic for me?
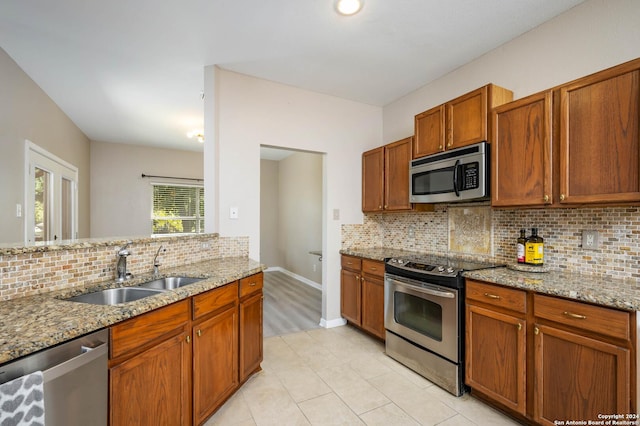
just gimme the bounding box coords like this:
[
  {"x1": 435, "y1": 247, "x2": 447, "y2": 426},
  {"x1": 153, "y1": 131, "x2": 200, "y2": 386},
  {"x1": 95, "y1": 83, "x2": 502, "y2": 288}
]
[{"x1": 410, "y1": 142, "x2": 489, "y2": 203}]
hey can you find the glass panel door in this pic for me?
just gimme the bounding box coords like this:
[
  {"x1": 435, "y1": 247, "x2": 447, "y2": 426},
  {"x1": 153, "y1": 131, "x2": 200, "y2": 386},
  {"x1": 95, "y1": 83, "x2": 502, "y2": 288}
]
[
  {"x1": 25, "y1": 142, "x2": 78, "y2": 243},
  {"x1": 34, "y1": 167, "x2": 51, "y2": 242}
]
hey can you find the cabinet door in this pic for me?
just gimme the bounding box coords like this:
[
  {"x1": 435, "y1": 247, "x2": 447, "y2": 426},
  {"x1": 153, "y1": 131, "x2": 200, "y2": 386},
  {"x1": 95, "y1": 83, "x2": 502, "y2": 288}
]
[
  {"x1": 533, "y1": 324, "x2": 631, "y2": 425},
  {"x1": 239, "y1": 292, "x2": 263, "y2": 382},
  {"x1": 448, "y1": 86, "x2": 487, "y2": 150},
  {"x1": 384, "y1": 137, "x2": 412, "y2": 211},
  {"x1": 110, "y1": 331, "x2": 191, "y2": 426},
  {"x1": 340, "y1": 268, "x2": 361, "y2": 325},
  {"x1": 559, "y1": 64, "x2": 640, "y2": 204},
  {"x1": 492, "y1": 91, "x2": 553, "y2": 207},
  {"x1": 362, "y1": 147, "x2": 384, "y2": 212},
  {"x1": 466, "y1": 304, "x2": 526, "y2": 415},
  {"x1": 361, "y1": 275, "x2": 385, "y2": 340},
  {"x1": 193, "y1": 306, "x2": 239, "y2": 424},
  {"x1": 414, "y1": 105, "x2": 445, "y2": 157}
]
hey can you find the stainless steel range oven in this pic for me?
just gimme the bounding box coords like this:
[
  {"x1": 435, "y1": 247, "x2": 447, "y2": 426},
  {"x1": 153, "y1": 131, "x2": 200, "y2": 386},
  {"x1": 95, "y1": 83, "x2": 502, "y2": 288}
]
[{"x1": 384, "y1": 256, "x2": 502, "y2": 396}]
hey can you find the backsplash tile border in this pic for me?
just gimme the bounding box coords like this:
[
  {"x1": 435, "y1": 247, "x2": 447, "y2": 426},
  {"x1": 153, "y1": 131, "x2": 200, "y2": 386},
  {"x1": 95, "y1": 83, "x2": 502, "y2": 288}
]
[
  {"x1": 0, "y1": 234, "x2": 249, "y2": 301},
  {"x1": 342, "y1": 206, "x2": 640, "y2": 280}
]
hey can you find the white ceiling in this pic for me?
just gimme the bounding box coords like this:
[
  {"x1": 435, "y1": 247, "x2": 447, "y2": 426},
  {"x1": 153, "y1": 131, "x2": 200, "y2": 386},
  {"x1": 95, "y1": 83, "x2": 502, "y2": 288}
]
[{"x1": 0, "y1": 0, "x2": 584, "y2": 153}]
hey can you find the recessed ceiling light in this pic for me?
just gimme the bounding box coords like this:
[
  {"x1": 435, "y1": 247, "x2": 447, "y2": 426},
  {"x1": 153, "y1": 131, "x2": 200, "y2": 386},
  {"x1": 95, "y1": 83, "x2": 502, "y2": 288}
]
[{"x1": 335, "y1": 0, "x2": 363, "y2": 16}]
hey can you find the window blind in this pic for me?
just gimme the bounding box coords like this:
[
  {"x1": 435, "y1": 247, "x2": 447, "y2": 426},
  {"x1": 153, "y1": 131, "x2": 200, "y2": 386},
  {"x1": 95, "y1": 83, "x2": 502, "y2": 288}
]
[{"x1": 152, "y1": 184, "x2": 204, "y2": 234}]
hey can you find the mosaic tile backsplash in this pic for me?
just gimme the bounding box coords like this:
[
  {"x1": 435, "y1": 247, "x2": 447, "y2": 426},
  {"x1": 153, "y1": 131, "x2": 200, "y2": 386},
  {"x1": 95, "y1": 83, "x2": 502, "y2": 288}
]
[
  {"x1": 342, "y1": 205, "x2": 640, "y2": 280},
  {"x1": 0, "y1": 234, "x2": 249, "y2": 301}
]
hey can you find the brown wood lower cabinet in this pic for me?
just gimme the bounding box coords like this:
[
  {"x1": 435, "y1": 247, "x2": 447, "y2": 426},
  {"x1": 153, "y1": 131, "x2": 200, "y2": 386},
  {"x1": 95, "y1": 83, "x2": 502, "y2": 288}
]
[
  {"x1": 192, "y1": 282, "x2": 239, "y2": 425},
  {"x1": 465, "y1": 279, "x2": 635, "y2": 425},
  {"x1": 466, "y1": 304, "x2": 526, "y2": 416},
  {"x1": 110, "y1": 300, "x2": 192, "y2": 426},
  {"x1": 340, "y1": 255, "x2": 385, "y2": 340},
  {"x1": 109, "y1": 273, "x2": 264, "y2": 426},
  {"x1": 239, "y1": 273, "x2": 264, "y2": 382},
  {"x1": 533, "y1": 324, "x2": 631, "y2": 425}
]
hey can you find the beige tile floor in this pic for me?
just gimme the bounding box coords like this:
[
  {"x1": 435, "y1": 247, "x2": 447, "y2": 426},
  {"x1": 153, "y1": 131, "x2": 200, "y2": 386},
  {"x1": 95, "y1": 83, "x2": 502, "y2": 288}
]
[{"x1": 205, "y1": 325, "x2": 522, "y2": 425}]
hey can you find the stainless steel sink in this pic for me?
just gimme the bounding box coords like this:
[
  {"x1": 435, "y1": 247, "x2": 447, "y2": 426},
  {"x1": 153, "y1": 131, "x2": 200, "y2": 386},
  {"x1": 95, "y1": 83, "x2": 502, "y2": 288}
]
[
  {"x1": 138, "y1": 276, "x2": 204, "y2": 290},
  {"x1": 65, "y1": 287, "x2": 165, "y2": 305}
]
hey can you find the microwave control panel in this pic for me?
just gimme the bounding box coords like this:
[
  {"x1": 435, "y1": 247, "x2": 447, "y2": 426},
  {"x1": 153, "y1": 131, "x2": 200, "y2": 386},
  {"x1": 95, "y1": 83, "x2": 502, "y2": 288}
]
[{"x1": 460, "y1": 162, "x2": 479, "y2": 190}]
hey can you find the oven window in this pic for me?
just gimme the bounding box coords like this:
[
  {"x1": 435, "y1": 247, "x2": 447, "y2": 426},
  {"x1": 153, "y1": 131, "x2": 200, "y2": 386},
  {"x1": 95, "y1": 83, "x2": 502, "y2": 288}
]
[
  {"x1": 393, "y1": 291, "x2": 443, "y2": 341},
  {"x1": 412, "y1": 167, "x2": 455, "y2": 195}
]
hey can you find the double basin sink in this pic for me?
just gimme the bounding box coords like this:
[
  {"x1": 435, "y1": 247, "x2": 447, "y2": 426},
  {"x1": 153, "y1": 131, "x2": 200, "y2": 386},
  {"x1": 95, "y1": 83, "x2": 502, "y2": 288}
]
[{"x1": 65, "y1": 276, "x2": 205, "y2": 306}]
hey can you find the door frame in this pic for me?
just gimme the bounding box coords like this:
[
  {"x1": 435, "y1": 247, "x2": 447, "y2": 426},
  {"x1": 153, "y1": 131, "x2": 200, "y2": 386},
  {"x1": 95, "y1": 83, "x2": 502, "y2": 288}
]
[{"x1": 24, "y1": 140, "x2": 78, "y2": 244}]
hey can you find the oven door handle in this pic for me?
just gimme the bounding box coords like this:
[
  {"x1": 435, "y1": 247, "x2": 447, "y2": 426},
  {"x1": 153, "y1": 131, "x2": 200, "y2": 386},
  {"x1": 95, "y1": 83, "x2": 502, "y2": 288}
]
[{"x1": 387, "y1": 278, "x2": 456, "y2": 299}]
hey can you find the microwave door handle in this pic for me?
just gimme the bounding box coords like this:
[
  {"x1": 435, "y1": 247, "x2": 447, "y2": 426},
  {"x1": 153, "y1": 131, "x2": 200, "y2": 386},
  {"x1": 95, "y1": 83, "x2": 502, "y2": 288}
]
[{"x1": 452, "y1": 159, "x2": 460, "y2": 197}]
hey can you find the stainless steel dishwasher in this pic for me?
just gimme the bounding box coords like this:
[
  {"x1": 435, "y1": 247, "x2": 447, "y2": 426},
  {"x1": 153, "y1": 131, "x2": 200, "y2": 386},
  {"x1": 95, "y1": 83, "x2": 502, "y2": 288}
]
[{"x1": 0, "y1": 328, "x2": 108, "y2": 426}]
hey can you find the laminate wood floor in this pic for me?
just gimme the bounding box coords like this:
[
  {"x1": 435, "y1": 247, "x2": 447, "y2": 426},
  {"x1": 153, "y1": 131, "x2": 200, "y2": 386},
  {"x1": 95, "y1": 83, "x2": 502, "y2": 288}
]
[{"x1": 263, "y1": 270, "x2": 322, "y2": 338}]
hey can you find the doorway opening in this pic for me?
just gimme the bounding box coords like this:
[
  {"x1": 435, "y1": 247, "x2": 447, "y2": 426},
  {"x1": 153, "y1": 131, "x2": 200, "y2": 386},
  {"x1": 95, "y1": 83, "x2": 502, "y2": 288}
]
[
  {"x1": 260, "y1": 145, "x2": 324, "y2": 336},
  {"x1": 24, "y1": 141, "x2": 78, "y2": 244}
]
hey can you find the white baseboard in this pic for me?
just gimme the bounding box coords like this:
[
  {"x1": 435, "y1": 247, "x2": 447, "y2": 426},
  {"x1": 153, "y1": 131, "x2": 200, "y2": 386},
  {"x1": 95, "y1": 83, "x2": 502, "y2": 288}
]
[
  {"x1": 265, "y1": 266, "x2": 322, "y2": 291},
  {"x1": 320, "y1": 317, "x2": 347, "y2": 329}
]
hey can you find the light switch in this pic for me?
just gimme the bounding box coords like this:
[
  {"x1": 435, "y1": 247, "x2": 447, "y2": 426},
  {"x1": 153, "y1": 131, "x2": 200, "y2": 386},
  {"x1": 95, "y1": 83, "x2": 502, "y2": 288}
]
[
  {"x1": 16, "y1": 204, "x2": 22, "y2": 217},
  {"x1": 333, "y1": 209, "x2": 340, "y2": 220},
  {"x1": 229, "y1": 206, "x2": 239, "y2": 219}
]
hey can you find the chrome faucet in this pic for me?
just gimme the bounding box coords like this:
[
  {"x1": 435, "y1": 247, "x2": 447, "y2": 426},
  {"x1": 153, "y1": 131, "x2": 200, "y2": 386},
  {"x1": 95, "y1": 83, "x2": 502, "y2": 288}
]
[
  {"x1": 153, "y1": 245, "x2": 166, "y2": 276},
  {"x1": 116, "y1": 241, "x2": 133, "y2": 281}
]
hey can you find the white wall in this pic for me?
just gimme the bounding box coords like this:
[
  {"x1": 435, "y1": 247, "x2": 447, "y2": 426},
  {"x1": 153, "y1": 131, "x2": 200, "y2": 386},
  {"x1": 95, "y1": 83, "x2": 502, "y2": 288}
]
[
  {"x1": 279, "y1": 152, "x2": 323, "y2": 284},
  {"x1": 260, "y1": 153, "x2": 323, "y2": 284},
  {"x1": 90, "y1": 141, "x2": 204, "y2": 238},
  {"x1": 383, "y1": 0, "x2": 640, "y2": 142},
  {"x1": 0, "y1": 47, "x2": 90, "y2": 244},
  {"x1": 260, "y1": 159, "x2": 283, "y2": 267},
  {"x1": 209, "y1": 69, "x2": 382, "y2": 325}
]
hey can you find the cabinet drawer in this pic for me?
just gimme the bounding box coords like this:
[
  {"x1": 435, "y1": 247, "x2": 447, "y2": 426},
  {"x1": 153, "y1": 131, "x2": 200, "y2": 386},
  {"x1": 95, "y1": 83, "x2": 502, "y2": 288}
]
[
  {"x1": 111, "y1": 299, "x2": 190, "y2": 360},
  {"x1": 341, "y1": 255, "x2": 362, "y2": 271},
  {"x1": 466, "y1": 280, "x2": 526, "y2": 314},
  {"x1": 193, "y1": 281, "x2": 239, "y2": 320},
  {"x1": 362, "y1": 259, "x2": 384, "y2": 278},
  {"x1": 239, "y1": 273, "x2": 263, "y2": 299},
  {"x1": 534, "y1": 294, "x2": 630, "y2": 340}
]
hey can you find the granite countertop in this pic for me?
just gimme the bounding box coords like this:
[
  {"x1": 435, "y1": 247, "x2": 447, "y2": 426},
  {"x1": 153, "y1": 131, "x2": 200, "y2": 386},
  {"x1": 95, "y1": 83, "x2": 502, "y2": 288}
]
[
  {"x1": 464, "y1": 267, "x2": 640, "y2": 312},
  {"x1": 0, "y1": 256, "x2": 263, "y2": 364},
  {"x1": 340, "y1": 247, "x2": 424, "y2": 261},
  {"x1": 341, "y1": 247, "x2": 639, "y2": 312}
]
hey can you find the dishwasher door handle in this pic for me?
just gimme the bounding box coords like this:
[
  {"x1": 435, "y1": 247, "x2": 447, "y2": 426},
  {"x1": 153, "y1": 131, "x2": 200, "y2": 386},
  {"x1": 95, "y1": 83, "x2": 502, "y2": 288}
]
[{"x1": 42, "y1": 340, "x2": 108, "y2": 383}]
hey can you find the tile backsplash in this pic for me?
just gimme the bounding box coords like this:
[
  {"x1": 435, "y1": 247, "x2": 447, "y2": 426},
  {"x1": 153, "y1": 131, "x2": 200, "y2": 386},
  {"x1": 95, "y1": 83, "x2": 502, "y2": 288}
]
[
  {"x1": 0, "y1": 234, "x2": 249, "y2": 301},
  {"x1": 342, "y1": 205, "x2": 640, "y2": 280}
]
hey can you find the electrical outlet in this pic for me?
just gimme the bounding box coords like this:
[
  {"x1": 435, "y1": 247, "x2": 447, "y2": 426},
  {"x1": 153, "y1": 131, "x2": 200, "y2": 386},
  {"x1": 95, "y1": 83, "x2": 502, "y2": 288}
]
[
  {"x1": 229, "y1": 206, "x2": 239, "y2": 219},
  {"x1": 582, "y1": 230, "x2": 599, "y2": 250}
]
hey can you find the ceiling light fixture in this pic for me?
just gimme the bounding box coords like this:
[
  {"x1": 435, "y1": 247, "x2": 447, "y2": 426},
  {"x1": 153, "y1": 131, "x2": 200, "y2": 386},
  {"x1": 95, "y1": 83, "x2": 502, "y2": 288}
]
[
  {"x1": 335, "y1": 0, "x2": 363, "y2": 16},
  {"x1": 187, "y1": 130, "x2": 204, "y2": 143}
]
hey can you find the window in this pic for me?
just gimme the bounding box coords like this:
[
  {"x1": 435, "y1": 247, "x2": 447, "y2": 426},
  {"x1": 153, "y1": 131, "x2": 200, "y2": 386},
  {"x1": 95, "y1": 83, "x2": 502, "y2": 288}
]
[{"x1": 151, "y1": 184, "x2": 204, "y2": 235}]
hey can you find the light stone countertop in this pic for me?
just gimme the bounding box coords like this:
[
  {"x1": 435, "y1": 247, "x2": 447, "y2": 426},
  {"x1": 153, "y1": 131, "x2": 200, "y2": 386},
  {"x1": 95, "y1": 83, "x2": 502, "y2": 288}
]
[
  {"x1": 340, "y1": 247, "x2": 639, "y2": 312},
  {"x1": 464, "y1": 267, "x2": 640, "y2": 312},
  {"x1": 0, "y1": 256, "x2": 263, "y2": 364}
]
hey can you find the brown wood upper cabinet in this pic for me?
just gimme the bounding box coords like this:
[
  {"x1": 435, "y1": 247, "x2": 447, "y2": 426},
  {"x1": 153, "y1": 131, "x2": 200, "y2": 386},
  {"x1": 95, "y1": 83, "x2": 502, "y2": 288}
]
[
  {"x1": 559, "y1": 59, "x2": 640, "y2": 204},
  {"x1": 362, "y1": 137, "x2": 412, "y2": 212},
  {"x1": 492, "y1": 57, "x2": 640, "y2": 207},
  {"x1": 414, "y1": 84, "x2": 513, "y2": 158},
  {"x1": 492, "y1": 91, "x2": 553, "y2": 207}
]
